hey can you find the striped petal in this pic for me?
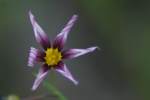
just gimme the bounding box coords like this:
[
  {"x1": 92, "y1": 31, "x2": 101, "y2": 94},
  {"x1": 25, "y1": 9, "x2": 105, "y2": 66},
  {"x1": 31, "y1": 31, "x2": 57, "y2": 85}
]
[
  {"x1": 28, "y1": 47, "x2": 39, "y2": 67},
  {"x1": 29, "y1": 11, "x2": 50, "y2": 49},
  {"x1": 32, "y1": 64, "x2": 49, "y2": 91},
  {"x1": 63, "y1": 46, "x2": 99, "y2": 59},
  {"x1": 56, "y1": 62, "x2": 78, "y2": 85},
  {"x1": 28, "y1": 47, "x2": 45, "y2": 67},
  {"x1": 53, "y1": 15, "x2": 78, "y2": 50}
]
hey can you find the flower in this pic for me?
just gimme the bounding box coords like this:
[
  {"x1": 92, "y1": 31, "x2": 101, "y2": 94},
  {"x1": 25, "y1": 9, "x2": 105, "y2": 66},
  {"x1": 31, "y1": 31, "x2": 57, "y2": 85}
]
[{"x1": 28, "y1": 11, "x2": 99, "y2": 91}]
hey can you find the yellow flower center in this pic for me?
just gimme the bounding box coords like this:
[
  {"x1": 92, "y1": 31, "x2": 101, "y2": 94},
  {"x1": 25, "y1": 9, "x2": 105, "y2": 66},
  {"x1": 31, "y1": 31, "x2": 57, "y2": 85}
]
[{"x1": 44, "y1": 48, "x2": 62, "y2": 66}]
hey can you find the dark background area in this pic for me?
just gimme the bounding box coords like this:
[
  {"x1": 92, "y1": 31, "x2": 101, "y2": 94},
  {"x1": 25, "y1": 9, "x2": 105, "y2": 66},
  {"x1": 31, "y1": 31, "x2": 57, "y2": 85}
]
[{"x1": 0, "y1": 0, "x2": 150, "y2": 100}]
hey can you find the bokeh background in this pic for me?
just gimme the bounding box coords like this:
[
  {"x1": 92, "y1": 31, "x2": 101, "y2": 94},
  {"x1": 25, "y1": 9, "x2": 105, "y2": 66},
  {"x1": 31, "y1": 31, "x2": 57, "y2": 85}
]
[{"x1": 0, "y1": 0, "x2": 150, "y2": 100}]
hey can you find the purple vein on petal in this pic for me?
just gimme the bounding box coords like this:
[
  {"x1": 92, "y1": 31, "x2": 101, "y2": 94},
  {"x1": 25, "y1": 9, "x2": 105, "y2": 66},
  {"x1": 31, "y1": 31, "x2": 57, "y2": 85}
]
[
  {"x1": 29, "y1": 11, "x2": 50, "y2": 49},
  {"x1": 62, "y1": 46, "x2": 99, "y2": 59},
  {"x1": 28, "y1": 47, "x2": 45, "y2": 67},
  {"x1": 53, "y1": 15, "x2": 78, "y2": 50}
]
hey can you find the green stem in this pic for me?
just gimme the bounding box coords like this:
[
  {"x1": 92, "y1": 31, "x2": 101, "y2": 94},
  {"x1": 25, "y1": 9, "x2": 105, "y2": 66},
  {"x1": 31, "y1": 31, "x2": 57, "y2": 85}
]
[{"x1": 43, "y1": 81, "x2": 67, "y2": 100}]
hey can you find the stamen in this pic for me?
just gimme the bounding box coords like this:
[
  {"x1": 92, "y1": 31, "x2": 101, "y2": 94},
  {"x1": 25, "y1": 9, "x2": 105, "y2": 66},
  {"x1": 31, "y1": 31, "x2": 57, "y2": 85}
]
[{"x1": 44, "y1": 48, "x2": 62, "y2": 66}]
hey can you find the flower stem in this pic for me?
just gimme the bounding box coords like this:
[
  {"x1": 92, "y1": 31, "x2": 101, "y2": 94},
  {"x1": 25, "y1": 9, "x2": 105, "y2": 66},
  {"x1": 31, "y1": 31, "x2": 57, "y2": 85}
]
[{"x1": 42, "y1": 81, "x2": 67, "y2": 100}]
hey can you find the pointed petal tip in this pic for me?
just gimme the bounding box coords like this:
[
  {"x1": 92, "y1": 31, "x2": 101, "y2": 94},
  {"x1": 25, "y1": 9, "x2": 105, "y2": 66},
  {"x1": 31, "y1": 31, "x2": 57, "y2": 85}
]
[
  {"x1": 27, "y1": 63, "x2": 33, "y2": 67},
  {"x1": 28, "y1": 10, "x2": 31, "y2": 15},
  {"x1": 97, "y1": 46, "x2": 101, "y2": 50},
  {"x1": 91, "y1": 46, "x2": 100, "y2": 51},
  {"x1": 31, "y1": 82, "x2": 39, "y2": 91},
  {"x1": 72, "y1": 14, "x2": 78, "y2": 19},
  {"x1": 29, "y1": 10, "x2": 32, "y2": 14},
  {"x1": 30, "y1": 46, "x2": 36, "y2": 51},
  {"x1": 31, "y1": 86, "x2": 36, "y2": 91},
  {"x1": 73, "y1": 80, "x2": 79, "y2": 85},
  {"x1": 71, "y1": 14, "x2": 78, "y2": 23},
  {"x1": 86, "y1": 46, "x2": 100, "y2": 53},
  {"x1": 29, "y1": 11, "x2": 34, "y2": 19}
]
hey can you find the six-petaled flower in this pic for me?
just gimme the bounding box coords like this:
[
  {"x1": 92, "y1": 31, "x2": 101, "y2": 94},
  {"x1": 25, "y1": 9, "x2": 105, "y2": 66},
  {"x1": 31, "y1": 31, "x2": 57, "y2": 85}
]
[{"x1": 28, "y1": 11, "x2": 99, "y2": 91}]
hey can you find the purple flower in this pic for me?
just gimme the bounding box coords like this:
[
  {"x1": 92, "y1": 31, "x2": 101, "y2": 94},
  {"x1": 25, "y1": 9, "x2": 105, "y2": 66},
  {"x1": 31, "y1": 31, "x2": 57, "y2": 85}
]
[{"x1": 28, "y1": 11, "x2": 99, "y2": 91}]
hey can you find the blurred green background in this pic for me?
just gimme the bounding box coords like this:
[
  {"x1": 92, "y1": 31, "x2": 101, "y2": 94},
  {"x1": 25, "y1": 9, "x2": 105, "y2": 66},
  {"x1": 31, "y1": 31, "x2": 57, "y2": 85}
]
[{"x1": 0, "y1": 0, "x2": 150, "y2": 100}]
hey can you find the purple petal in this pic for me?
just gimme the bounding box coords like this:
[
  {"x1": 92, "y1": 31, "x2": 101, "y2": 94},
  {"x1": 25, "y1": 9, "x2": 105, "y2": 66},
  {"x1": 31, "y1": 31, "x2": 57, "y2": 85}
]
[
  {"x1": 53, "y1": 15, "x2": 78, "y2": 50},
  {"x1": 63, "y1": 46, "x2": 99, "y2": 59},
  {"x1": 32, "y1": 64, "x2": 49, "y2": 91},
  {"x1": 27, "y1": 47, "x2": 39, "y2": 67},
  {"x1": 28, "y1": 47, "x2": 45, "y2": 67},
  {"x1": 29, "y1": 11, "x2": 50, "y2": 49},
  {"x1": 56, "y1": 62, "x2": 78, "y2": 85}
]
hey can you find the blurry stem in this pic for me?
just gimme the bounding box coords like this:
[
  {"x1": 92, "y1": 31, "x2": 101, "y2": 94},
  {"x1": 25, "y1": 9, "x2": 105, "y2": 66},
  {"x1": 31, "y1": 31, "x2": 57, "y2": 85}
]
[
  {"x1": 43, "y1": 80, "x2": 67, "y2": 100},
  {"x1": 50, "y1": 70, "x2": 57, "y2": 85}
]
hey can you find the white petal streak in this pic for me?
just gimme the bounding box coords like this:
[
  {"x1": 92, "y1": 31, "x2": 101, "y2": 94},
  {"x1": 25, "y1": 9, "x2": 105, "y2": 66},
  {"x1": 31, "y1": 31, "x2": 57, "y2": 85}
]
[
  {"x1": 32, "y1": 67, "x2": 48, "y2": 91},
  {"x1": 28, "y1": 47, "x2": 38, "y2": 67},
  {"x1": 56, "y1": 63, "x2": 78, "y2": 85},
  {"x1": 63, "y1": 46, "x2": 99, "y2": 59}
]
